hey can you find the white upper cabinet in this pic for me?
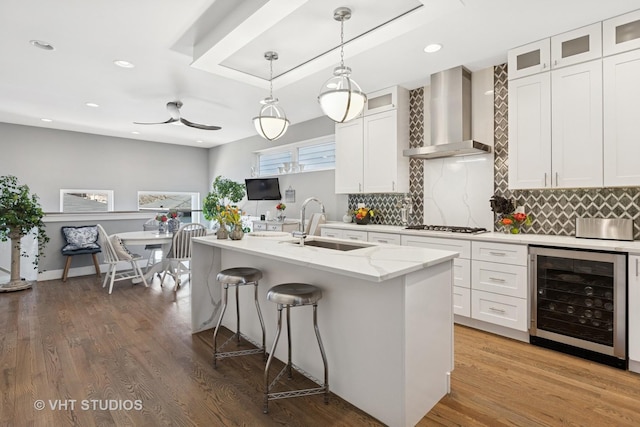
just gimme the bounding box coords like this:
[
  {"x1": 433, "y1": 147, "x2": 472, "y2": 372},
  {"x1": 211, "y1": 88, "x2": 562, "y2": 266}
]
[
  {"x1": 551, "y1": 60, "x2": 603, "y2": 188},
  {"x1": 335, "y1": 119, "x2": 364, "y2": 194},
  {"x1": 508, "y1": 39, "x2": 550, "y2": 80},
  {"x1": 603, "y1": 9, "x2": 640, "y2": 56},
  {"x1": 508, "y1": 73, "x2": 551, "y2": 189},
  {"x1": 364, "y1": 86, "x2": 401, "y2": 116},
  {"x1": 551, "y1": 23, "x2": 602, "y2": 69},
  {"x1": 603, "y1": 49, "x2": 640, "y2": 186},
  {"x1": 335, "y1": 86, "x2": 409, "y2": 194}
]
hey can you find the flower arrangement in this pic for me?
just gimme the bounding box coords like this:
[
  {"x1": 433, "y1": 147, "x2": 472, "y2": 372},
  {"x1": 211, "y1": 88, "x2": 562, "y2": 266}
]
[
  {"x1": 276, "y1": 202, "x2": 286, "y2": 211},
  {"x1": 222, "y1": 205, "x2": 244, "y2": 230},
  {"x1": 168, "y1": 209, "x2": 178, "y2": 219},
  {"x1": 353, "y1": 207, "x2": 375, "y2": 225},
  {"x1": 155, "y1": 213, "x2": 168, "y2": 223},
  {"x1": 499, "y1": 211, "x2": 532, "y2": 234}
]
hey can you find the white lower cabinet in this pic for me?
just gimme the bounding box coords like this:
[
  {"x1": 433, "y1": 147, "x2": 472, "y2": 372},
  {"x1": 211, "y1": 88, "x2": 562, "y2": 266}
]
[
  {"x1": 367, "y1": 232, "x2": 401, "y2": 245},
  {"x1": 471, "y1": 241, "x2": 529, "y2": 332},
  {"x1": 629, "y1": 254, "x2": 640, "y2": 373},
  {"x1": 253, "y1": 221, "x2": 299, "y2": 233},
  {"x1": 401, "y1": 235, "x2": 471, "y2": 318},
  {"x1": 320, "y1": 228, "x2": 367, "y2": 241}
]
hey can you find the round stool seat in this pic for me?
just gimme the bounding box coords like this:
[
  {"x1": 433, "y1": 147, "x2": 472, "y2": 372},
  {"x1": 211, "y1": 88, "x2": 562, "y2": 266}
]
[
  {"x1": 217, "y1": 267, "x2": 262, "y2": 284},
  {"x1": 267, "y1": 283, "x2": 322, "y2": 306}
]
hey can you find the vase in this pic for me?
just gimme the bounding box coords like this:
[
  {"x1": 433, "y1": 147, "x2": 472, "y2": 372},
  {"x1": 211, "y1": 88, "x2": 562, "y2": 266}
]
[
  {"x1": 277, "y1": 211, "x2": 286, "y2": 222},
  {"x1": 229, "y1": 229, "x2": 244, "y2": 240},
  {"x1": 355, "y1": 216, "x2": 370, "y2": 225},
  {"x1": 168, "y1": 218, "x2": 180, "y2": 233},
  {"x1": 158, "y1": 221, "x2": 168, "y2": 234},
  {"x1": 216, "y1": 227, "x2": 228, "y2": 239},
  {"x1": 342, "y1": 213, "x2": 352, "y2": 223}
]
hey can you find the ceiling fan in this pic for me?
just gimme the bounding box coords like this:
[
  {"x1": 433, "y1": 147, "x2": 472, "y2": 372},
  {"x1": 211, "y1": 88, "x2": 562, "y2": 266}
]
[{"x1": 134, "y1": 101, "x2": 222, "y2": 130}]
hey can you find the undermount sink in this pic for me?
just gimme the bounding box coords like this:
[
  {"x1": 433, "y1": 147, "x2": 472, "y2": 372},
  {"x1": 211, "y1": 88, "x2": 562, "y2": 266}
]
[{"x1": 288, "y1": 239, "x2": 372, "y2": 251}]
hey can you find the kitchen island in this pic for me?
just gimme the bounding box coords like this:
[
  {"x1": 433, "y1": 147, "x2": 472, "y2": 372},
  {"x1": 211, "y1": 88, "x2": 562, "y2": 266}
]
[{"x1": 190, "y1": 234, "x2": 458, "y2": 427}]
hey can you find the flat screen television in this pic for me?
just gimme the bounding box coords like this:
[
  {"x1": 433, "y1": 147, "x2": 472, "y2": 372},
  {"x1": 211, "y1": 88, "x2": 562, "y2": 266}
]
[{"x1": 245, "y1": 178, "x2": 282, "y2": 200}]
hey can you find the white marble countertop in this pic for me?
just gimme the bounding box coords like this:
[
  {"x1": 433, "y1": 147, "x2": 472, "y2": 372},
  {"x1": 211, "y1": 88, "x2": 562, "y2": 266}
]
[
  {"x1": 320, "y1": 222, "x2": 640, "y2": 253},
  {"x1": 192, "y1": 234, "x2": 458, "y2": 282}
]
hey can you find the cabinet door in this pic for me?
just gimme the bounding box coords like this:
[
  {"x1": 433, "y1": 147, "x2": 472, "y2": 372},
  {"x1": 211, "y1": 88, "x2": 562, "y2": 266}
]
[
  {"x1": 363, "y1": 110, "x2": 398, "y2": 192},
  {"x1": 551, "y1": 60, "x2": 603, "y2": 188},
  {"x1": 508, "y1": 39, "x2": 551, "y2": 80},
  {"x1": 367, "y1": 232, "x2": 401, "y2": 245},
  {"x1": 551, "y1": 23, "x2": 602, "y2": 69},
  {"x1": 603, "y1": 49, "x2": 640, "y2": 186},
  {"x1": 320, "y1": 228, "x2": 343, "y2": 239},
  {"x1": 335, "y1": 119, "x2": 363, "y2": 194},
  {"x1": 629, "y1": 255, "x2": 640, "y2": 367},
  {"x1": 603, "y1": 9, "x2": 640, "y2": 56},
  {"x1": 508, "y1": 73, "x2": 552, "y2": 189}
]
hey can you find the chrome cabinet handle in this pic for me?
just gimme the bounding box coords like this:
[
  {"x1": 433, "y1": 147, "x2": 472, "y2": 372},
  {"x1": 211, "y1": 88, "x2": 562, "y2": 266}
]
[
  {"x1": 489, "y1": 277, "x2": 506, "y2": 282},
  {"x1": 392, "y1": 181, "x2": 395, "y2": 191},
  {"x1": 489, "y1": 251, "x2": 506, "y2": 256},
  {"x1": 489, "y1": 307, "x2": 506, "y2": 314},
  {"x1": 544, "y1": 173, "x2": 547, "y2": 187},
  {"x1": 378, "y1": 239, "x2": 388, "y2": 244},
  {"x1": 636, "y1": 258, "x2": 638, "y2": 277},
  {"x1": 359, "y1": 183, "x2": 362, "y2": 192},
  {"x1": 555, "y1": 172, "x2": 559, "y2": 186}
]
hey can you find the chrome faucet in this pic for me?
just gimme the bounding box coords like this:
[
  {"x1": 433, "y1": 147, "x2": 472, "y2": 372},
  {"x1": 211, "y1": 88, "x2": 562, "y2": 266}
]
[{"x1": 292, "y1": 197, "x2": 326, "y2": 247}]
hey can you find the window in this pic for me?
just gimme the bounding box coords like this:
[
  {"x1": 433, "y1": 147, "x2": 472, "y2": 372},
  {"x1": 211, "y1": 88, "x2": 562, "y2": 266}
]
[
  {"x1": 137, "y1": 191, "x2": 201, "y2": 223},
  {"x1": 256, "y1": 135, "x2": 335, "y2": 177},
  {"x1": 60, "y1": 189, "x2": 114, "y2": 212}
]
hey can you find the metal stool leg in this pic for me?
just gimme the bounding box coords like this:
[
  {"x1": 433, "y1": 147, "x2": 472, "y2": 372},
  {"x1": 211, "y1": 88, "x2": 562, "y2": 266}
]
[
  {"x1": 254, "y1": 282, "x2": 266, "y2": 360},
  {"x1": 212, "y1": 283, "x2": 229, "y2": 368},
  {"x1": 286, "y1": 306, "x2": 293, "y2": 379},
  {"x1": 313, "y1": 303, "x2": 329, "y2": 404},
  {"x1": 235, "y1": 283, "x2": 241, "y2": 344},
  {"x1": 264, "y1": 304, "x2": 283, "y2": 414}
]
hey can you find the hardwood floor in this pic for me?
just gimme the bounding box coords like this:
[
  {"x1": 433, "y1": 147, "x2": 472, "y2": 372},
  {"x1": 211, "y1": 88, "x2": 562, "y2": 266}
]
[{"x1": 1, "y1": 275, "x2": 639, "y2": 426}]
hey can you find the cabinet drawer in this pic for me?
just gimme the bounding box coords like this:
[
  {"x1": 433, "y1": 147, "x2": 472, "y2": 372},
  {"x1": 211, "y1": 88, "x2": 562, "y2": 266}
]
[
  {"x1": 401, "y1": 235, "x2": 471, "y2": 259},
  {"x1": 472, "y1": 260, "x2": 528, "y2": 298},
  {"x1": 453, "y1": 286, "x2": 471, "y2": 317},
  {"x1": 267, "y1": 224, "x2": 282, "y2": 231},
  {"x1": 472, "y1": 290, "x2": 528, "y2": 331},
  {"x1": 320, "y1": 229, "x2": 343, "y2": 239},
  {"x1": 368, "y1": 232, "x2": 401, "y2": 245},
  {"x1": 253, "y1": 222, "x2": 267, "y2": 231},
  {"x1": 454, "y1": 259, "x2": 471, "y2": 289},
  {"x1": 472, "y1": 241, "x2": 528, "y2": 266},
  {"x1": 343, "y1": 230, "x2": 368, "y2": 241}
]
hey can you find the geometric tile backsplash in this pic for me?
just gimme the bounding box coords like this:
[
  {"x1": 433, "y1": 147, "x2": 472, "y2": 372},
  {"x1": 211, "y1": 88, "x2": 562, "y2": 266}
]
[
  {"x1": 350, "y1": 63, "x2": 640, "y2": 238},
  {"x1": 493, "y1": 63, "x2": 640, "y2": 239}
]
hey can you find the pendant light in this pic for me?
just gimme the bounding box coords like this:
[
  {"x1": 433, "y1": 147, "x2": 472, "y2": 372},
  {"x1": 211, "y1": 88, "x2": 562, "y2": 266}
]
[
  {"x1": 318, "y1": 7, "x2": 367, "y2": 123},
  {"x1": 253, "y1": 51, "x2": 289, "y2": 141}
]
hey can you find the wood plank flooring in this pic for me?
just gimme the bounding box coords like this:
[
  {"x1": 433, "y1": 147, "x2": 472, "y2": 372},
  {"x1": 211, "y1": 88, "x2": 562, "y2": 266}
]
[{"x1": 1, "y1": 275, "x2": 639, "y2": 426}]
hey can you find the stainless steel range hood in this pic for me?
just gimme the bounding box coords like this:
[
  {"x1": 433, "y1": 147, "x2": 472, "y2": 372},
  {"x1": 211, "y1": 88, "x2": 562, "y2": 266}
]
[{"x1": 403, "y1": 66, "x2": 491, "y2": 160}]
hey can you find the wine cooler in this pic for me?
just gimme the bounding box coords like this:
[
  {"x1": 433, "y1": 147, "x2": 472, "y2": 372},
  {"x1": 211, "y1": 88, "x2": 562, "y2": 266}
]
[{"x1": 530, "y1": 246, "x2": 627, "y2": 369}]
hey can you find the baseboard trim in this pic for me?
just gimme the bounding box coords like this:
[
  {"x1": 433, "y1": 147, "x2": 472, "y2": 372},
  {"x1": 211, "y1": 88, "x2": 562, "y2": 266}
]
[{"x1": 38, "y1": 260, "x2": 147, "y2": 282}]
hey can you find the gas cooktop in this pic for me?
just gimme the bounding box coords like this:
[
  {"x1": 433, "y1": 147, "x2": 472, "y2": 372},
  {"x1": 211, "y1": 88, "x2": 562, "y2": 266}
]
[{"x1": 405, "y1": 225, "x2": 488, "y2": 234}]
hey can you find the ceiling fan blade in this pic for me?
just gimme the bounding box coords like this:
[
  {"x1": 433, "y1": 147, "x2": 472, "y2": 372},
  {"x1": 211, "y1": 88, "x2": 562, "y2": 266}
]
[
  {"x1": 180, "y1": 117, "x2": 221, "y2": 131},
  {"x1": 133, "y1": 117, "x2": 178, "y2": 125}
]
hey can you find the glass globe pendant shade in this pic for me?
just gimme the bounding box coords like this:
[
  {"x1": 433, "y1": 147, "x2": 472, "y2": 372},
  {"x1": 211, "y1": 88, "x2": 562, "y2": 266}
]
[
  {"x1": 253, "y1": 97, "x2": 289, "y2": 141},
  {"x1": 318, "y1": 66, "x2": 366, "y2": 123}
]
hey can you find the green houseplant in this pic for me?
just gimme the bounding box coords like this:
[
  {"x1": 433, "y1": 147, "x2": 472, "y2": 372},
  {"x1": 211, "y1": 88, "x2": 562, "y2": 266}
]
[
  {"x1": 0, "y1": 175, "x2": 49, "y2": 292},
  {"x1": 202, "y1": 176, "x2": 246, "y2": 233}
]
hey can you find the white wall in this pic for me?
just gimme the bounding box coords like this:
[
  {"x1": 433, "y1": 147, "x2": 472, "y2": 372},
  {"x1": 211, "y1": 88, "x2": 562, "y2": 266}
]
[
  {"x1": 208, "y1": 116, "x2": 348, "y2": 221},
  {"x1": 0, "y1": 122, "x2": 210, "y2": 212}
]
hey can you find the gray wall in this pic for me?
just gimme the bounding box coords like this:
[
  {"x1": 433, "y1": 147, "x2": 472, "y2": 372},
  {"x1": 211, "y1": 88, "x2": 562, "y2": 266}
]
[
  {"x1": 208, "y1": 116, "x2": 348, "y2": 221},
  {"x1": 0, "y1": 122, "x2": 209, "y2": 212}
]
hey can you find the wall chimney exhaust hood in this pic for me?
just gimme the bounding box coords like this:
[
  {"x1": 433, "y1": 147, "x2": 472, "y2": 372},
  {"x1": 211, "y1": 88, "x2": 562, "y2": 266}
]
[{"x1": 403, "y1": 66, "x2": 491, "y2": 160}]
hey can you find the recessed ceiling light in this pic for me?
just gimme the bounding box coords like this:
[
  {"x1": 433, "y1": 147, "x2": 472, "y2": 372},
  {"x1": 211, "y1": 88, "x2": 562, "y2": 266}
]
[
  {"x1": 131, "y1": 131, "x2": 140, "y2": 135},
  {"x1": 40, "y1": 118, "x2": 53, "y2": 122},
  {"x1": 423, "y1": 43, "x2": 442, "y2": 53},
  {"x1": 85, "y1": 102, "x2": 100, "y2": 108},
  {"x1": 196, "y1": 140, "x2": 204, "y2": 143},
  {"x1": 30, "y1": 40, "x2": 54, "y2": 50},
  {"x1": 113, "y1": 60, "x2": 135, "y2": 68}
]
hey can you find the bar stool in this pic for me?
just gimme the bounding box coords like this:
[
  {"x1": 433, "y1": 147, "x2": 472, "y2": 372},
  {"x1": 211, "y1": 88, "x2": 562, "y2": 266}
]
[
  {"x1": 213, "y1": 267, "x2": 266, "y2": 368},
  {"x1": 263, "y1": 283, "x2": 328, "y2": 414}
]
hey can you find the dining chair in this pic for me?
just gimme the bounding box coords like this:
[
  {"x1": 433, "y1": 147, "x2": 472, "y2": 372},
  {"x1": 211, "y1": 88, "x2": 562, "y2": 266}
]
[
  {"x1": 160, "y1": 223, "x2": 207, "y2": 291},
  {"x1": 60, "y1": 225, "x2": 102, "y2": 282},
  {"x1": 96, "y1": 224, "x2": 148, "y2": 294}
]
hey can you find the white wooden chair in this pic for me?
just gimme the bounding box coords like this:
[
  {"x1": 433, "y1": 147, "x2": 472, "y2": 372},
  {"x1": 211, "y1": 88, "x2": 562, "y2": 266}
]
[
  {"x1": 96, "y1": 224, "x2": 149, "y2": 294},
  {"x1": 160, "y1": 223, "x2": 208, "y2": 291}
]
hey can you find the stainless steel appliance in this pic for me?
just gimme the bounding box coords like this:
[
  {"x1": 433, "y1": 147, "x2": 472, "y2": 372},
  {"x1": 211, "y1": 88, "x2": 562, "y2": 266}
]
[{"x1": 529, "y1": 218, "x2": 631, "y2": 369}]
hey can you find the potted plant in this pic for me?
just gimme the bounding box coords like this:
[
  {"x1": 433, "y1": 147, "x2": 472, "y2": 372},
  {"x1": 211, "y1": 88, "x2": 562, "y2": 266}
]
[
  {"x1": 203, "y1": 176, "x2": 246, "y2": 235},
  {"x1": 0, "y1": 175, "x2": 49, "y2": 292},
  {"x1": 224, "y1": 205, "x2": 247, "y2": 240}
]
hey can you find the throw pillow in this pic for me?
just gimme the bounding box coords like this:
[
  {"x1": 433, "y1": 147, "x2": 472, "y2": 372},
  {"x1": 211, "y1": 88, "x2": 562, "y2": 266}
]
[
  {"x1": 62, "y1": 225, "x2": 100, "y2": 251},
  {"x1": 110, "y1": 235, "x2": 135, "y2": 260}
]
